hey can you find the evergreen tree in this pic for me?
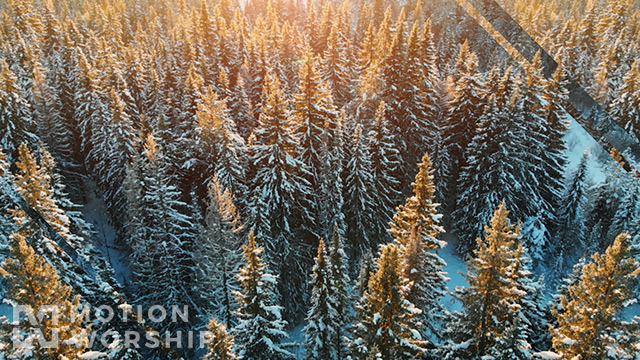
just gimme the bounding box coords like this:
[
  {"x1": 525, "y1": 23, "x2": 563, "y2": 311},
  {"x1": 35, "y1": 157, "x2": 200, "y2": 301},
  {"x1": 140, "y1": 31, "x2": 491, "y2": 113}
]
[
  {"x1": 248, "y1": 72, "x2": 314, "y2": 320},
  {"x1": 368, "y1": 101, "x2": 402, "y2": 244},
  {"x1": 389, "y1": 152, "x2": 448, "y2": 340},
  {"x1": 304, "y1": 239, "x2": 338, "y2": 360},
  {"x1": 232, "y1": 232, "x2": 293, "y2": 360},
  {"x1": 342, "y1": 124, "x2": 377, "y2": 261},
  {"x1": 291, "y1": 52, "x2": 337, "y2": 237},
  {"x1": 443, "y1": 41, "x2": 485, "y2": 201},
  {"x1": 198, "y1": 177, "x2": 244, "y2": 328},
  {"x1": 611, "y1": 60, "x2": 640, "y2": 142},
  {"x1": 123, "y1": 135, "x2": 200, "y2": 332},
  {"x1": 0, "y1": 233, "x2": 87, "y2": 359},
  {"x1": 555, "y1": 150, "x2": 589, "y2": 269},
  {"x1": 0, "y1": 59, "x2": 36, "y2": 162},
  {"x1": 351, "y1": 243, "x2": 428, "y2": 359},
  {"x1": 327, "y1": 224, "x2": 351, "y2": 360},
  {"x1": 204, "y1": 318, "x2": 238, "y2": 360},
  {"x1": 551, "y1": 233, "x2": 640, "y2": 359},
  {"x1": 446, "y1": 202, "x2": 532, "y2": 359}
]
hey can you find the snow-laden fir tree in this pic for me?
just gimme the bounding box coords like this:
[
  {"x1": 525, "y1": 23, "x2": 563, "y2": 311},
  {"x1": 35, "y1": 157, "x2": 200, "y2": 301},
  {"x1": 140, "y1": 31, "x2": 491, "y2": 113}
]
[
  {"x1": 368, "y1": 101, "x2": 403, "y2": 244},
  {"x1": 610, "y1": 59, "x2": 640, "y2": 142},
  {"x1": 443, "y1": 41, "x2": 485, "y2": 200},
  {"x1": 232, "y1": 232, "x2": 292, "y2": 360},
  {"x1": 304, "y1": 239, "x2": 339, "y2": 360},
  {"x1": 453, "y1": 65, "x2": 517, "y2": 255},
  {"x1": 291, "y1": 52, "x2": 337, "y2": 238},
  {"x1": 327, "y1": 224, "x2": 352, "y2": 360},
  {"x1": 248, "y1": 72, "x2": 314, "y2": 320},
  {"x1": 321, "y1": 24, "x2": 354, "y2": 108},
  {"x1": 204, "y1": 318, "x2": 238, "y2": 360},
  {"x1": 388, "y1": 152, "x2": 448, "y2": 340},
  {"x1": 343, "y1": 124, "x2": 377, "y2": 262},
  {"x1": 0, "y1": 59, "x2": 36, "y2": 162},
  {"x1": 554, "y1": 150, "x2": 589, "y2": 272},
  {"x1": 445, "y1": 202, "x2": 533, "y2": 359},
  {"x1": 197, "y1": 88, "x2": 248, "y2": 213},
  {"x1": 551, "y1": 233, "x2": 640, "y2": 359},
  {"x1": 351, "y1": 243, "x2": 428, "y2": 360},
  {"x1": 198, "y1": 176, "x2": 244, "y2": 328},
  {"x1": 123, "y1": 135, "x2": 200, "y2": 333},
  {"x1": 0, "y1": 233, "x2": 88, "y2": 359}
]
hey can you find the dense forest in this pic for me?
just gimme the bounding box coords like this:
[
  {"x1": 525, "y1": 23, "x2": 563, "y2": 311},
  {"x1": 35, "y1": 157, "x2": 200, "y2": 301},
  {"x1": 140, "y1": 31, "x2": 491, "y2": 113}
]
[{"x1": 0, "y1": 0, "x2": 639, "y2": 358}]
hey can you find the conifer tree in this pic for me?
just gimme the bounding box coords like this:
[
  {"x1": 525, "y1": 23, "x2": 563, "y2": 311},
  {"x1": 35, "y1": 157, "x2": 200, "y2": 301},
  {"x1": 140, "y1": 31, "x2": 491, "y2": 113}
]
[
  {"x1": 0, "y1": 233, "x2": 87, "y2": 359},
  {"x1": 124, "y1": 135, "x2": 200, "y2": 330},
  {"x1": 611, "y1": 60, "x2": 640, "y2": 142},
  {"x1": 304, "y1": 239, "x2": 338, "y2": 360},
  {"x1": 551, "y1": 233, "x2": 640, "y2": 359},
  {"x1": 204, "y1": 318, "x2": 238, "y2": 360},
  {"x1": 443, "y1": 41, "x2": 485, "y2": 200},
  {"x1": 342, "y1": 124, "x2": 377, "y2": 261},
  {"x1": 0, "y1": 59, "x2": 36, "y2": 162},
  {"x1": 232, "y1": 232, "x2": 292, "y2": 360},
  {"x1": 248, "y1": 72, "x2": 313, "y2": 320},
  {"x1": 555, "y1": 151, "x2": 589, "y2": 267},
  {"x1": 291, "y1": 52, "x2": 337, "y2": 237},
  {"x1": 446, "y1": 202, "x2": 532, "y2": 359},
  {"x1": 369, "y1": 101, "x2": 402, "y2": 243},
  {"x1": 351, "y1": 243, "x2": 428, "y2": 359},
  {"x1": 389, "y1": 152, "x2": 448, "y2": 339},
  {"x1": 197, "y1": 88, "x2": 248, "y2": 212},
  {"x1": 198, "y1": 177, "x2": 244, "y2": 327},
  {"x1": 327, "y1": 225, "x2": 351, "y2": 360}
]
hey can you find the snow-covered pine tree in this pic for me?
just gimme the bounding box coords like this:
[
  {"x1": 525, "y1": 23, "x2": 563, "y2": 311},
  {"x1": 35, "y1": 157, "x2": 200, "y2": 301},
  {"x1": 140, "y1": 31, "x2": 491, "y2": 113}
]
[
  {"x1": 351, "y1": 243, "x2": 428, "y2": 359},
  {"x1": 443, "y1": 41, "x2": 485, "y2": 202},
  {"x1": 321, "y1": 23, "x2": 353, "y2": 108},
  {"x1": 0, "y1": 233, "x2": 87, "y2": 359},
  {"x1": 304, "y1": 239, "x2": 338, "y2": 360},
  {"x1": 327, "y1": 224, "x2": 352, "y2": 360},
  {"x1": 204, "y1": 318, "x2": 238, "y2": 360},
  {"x1": 453, "y1": 65, "x2": 517, "y2": 255},
  {"x1": 516, "y1": 54, "x2": 566, "y2": 262},
  {"x1": 0, "y1": 59, "x2": 36, "y2": 162},
  {"x1": 291, "y1": 51, "x2": 337, "y2": 238},
  {"x1": 445, "y1": 202, "x2": 532, "y2": 359},
  {"x1": 389, "y1": 152, "x2": 448, "y2": 341},
  {"x1": 342, "y1": 124, "x2": 377, "y2": 262},
  {"x1": 123, "y1": 135, "x2": 200, "y2": 334},
  {"x1": 554, "y1": 150, "x2": 589, "y2": 270},
  {"x1": 551, "y1": 233, "x2": 640, "y2": 359},
  {"x1": 232, "y1": 232, "x2": 293, "y2": 360},
  {"x1": 248, "y1": 72, "x2": 314, "y2": 320},
  {"x1": 90, "y1": 89, "x2": 138, "y2": 230},
  {"x1": 368, "y1": 101, "x2": 402, "y2": 244},
  {"x1": 610, "y1": 59, "x2": 640, "y2": 142},
  {"x1": 74, "y1": 49, "x2": 110, "y2": 175},
  {"x1": 198, "y1": 176, "x2": 244, "y2": 328},
  {"x1": 197, "y1": 88, "x2": 248, "y2": 213}
]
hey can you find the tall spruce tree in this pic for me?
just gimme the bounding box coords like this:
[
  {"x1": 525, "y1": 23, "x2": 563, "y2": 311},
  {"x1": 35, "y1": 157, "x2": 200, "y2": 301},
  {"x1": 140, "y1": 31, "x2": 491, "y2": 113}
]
[
  {"x1": 248, "y1": 72, "x2": 314, "y2": 320},
  {"x1": 446, "y1": 202, "x2": 533, "y2": 359},
  {"x1": 389, "y1": 152, "x2": 448, "y2": 341},
  {"x1": 198, "y1": 177, "x2": 244, "y2": 327},
  {"x1": 0, "y1": 59, "x2": 36, "y2": 162},
  {"x1": 351, "y1": 243, "x2": 428, "y2": 359},
  {"x1": 551, "y1": 233, "x2": 640, "y2": 359},
  {"x1": 232, "y1": 232, "x2": 292, "y2": 360},
  {"x1": 304, "y1": 239, "x2": 339, "y2": 360},
  {"x1": 0, "y1": 233, "x2": 87, "y2": 359}
]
